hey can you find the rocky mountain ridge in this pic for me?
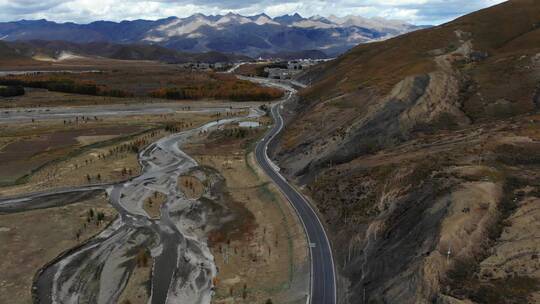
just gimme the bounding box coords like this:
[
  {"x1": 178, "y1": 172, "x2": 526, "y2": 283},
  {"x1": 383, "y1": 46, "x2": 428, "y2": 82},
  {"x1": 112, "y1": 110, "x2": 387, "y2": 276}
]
[{"x1": 0, "y1": 13, "x2": 424, "y2": 57}]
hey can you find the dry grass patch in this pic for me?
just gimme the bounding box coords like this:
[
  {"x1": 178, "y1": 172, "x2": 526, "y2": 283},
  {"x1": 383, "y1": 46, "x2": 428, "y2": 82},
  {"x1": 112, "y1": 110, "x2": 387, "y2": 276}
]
[
  {"x1": 118, "y1": 248, "x2": 152, "y2": 304},
  {"x1": 143, "y1": 192, "x2": 167, "y2": 219},
  {"x1": 0, "y1": 194, "x2": 116, "y2": 304},
  {"x1": 0, "y1": 112, "x2": 220, "y2": 196},
  {"x1": 178, "y1": 175, "x2": 204, "y2": 199}
]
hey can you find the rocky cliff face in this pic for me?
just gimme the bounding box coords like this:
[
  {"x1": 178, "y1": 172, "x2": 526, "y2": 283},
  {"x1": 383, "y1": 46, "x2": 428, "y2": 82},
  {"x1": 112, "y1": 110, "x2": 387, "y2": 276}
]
[{"x1": 271, "y1": 1, "x2": 540, "y2": 303}]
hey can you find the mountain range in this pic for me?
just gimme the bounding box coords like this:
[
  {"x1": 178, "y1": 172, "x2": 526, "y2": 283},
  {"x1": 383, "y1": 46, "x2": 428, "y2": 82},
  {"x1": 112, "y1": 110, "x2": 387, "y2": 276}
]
[
  {"x1": 0, "y1": 40, "x2": 251, "y2": 64},
  {"x1": 0, "y1": 13, "x2": 424, "y2": 57}
]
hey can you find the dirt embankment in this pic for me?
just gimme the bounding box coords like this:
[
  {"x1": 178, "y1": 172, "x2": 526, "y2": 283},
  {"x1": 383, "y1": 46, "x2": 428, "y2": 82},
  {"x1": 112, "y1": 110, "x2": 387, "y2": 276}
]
[
  {"x1": 278, "y1": 117, "x2": 540, "y2": 303},
  {"x1": 274, "y1": 33, "x2": 480, "y2": 180},
  {"x1": 274, "y1": 76, "x2": 540, "y2": 303}
]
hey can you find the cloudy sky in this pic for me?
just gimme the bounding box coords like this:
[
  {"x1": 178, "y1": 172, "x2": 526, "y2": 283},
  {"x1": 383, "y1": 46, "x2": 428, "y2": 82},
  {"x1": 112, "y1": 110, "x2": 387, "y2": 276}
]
[{"x1": 0, "y1": 0, "x2": 506, "y2": 25}]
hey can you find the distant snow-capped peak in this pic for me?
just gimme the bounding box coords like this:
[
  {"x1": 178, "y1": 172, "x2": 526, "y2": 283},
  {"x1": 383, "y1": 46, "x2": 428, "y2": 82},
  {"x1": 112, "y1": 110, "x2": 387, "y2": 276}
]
[
  {"x1": 154, "y1": 15, "x2": 211, "y2": 36},
  {"x1": 291, "y1": 19, "x2": 336, "y2": 29},
  {"x1": 253, "y1": 14, "x2": 279, "y2": 26},
  {"x1": 327, "y1": 15, "x2": 414, "y2": 32},
  {"x1": 147, "y1": 13, "x2": 266, "y2": 39},
  {"x1": 146, "y1": 12, "x2": 416, "y2": 37},
  {"x1": 216, "y1": 13, "x2": 252, "y2": 25}
]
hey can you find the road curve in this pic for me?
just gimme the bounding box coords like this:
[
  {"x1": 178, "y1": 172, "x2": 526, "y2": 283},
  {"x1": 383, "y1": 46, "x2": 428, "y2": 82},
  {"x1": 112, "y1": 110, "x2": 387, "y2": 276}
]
[{"x1": 254, "y1": 94, "x2": 337, "y2": 304}]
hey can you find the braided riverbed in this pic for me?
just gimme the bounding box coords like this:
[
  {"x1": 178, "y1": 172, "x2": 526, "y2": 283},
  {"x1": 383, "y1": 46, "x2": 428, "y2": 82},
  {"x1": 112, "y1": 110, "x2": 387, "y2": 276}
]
[{"x1": 26, "y1": 107, "x2": 263, "y2": 304}]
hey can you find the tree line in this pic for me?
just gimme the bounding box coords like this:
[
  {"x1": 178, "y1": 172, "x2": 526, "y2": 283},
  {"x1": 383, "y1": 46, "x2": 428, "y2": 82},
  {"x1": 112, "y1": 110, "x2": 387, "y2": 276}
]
[
  {"x1": 150, "y1": 74, "x2": 283, "y2": 102},
  {"x1": 0, "y1": 72, "x2": 283, "y2": 102},
  {"x1": 0, "y1": 77, "x2": 133, "y2": 98}
]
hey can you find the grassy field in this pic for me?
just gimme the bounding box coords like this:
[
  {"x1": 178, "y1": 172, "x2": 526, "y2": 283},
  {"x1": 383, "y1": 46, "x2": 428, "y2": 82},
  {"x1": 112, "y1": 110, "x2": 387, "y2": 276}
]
[
  {"x1": 0, "y1": 195, "x2": 117, "y2": 304},
  {"x1": 0, "y1": 110, "x2": 227, "y2": 196},
  {"x1": 0, "y1": 122, "x2": 145, "y2": 186}
]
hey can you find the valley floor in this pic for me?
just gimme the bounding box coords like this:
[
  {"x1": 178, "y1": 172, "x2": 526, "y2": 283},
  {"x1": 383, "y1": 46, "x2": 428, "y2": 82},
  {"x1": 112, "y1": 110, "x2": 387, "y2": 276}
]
[{"x1": 0, "y1": 68, "x2": 307, "y2": 303}]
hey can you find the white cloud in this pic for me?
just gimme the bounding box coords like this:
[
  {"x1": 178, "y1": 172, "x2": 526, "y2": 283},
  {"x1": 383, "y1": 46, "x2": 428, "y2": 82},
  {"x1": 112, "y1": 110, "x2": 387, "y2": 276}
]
[{"x1": 255, "y1": 3, "x2": 303, "y2": 17}]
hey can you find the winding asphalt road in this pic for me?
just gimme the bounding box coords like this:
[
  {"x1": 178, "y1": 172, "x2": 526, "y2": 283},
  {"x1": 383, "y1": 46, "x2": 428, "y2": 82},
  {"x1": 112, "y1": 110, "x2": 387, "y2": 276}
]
[{"x1": 254, "y1": 93, "x2": 337, "y2": 304}]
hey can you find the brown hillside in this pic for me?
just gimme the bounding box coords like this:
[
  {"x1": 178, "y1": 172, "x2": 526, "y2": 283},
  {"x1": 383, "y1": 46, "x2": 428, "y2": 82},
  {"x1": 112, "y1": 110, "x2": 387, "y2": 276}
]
[
  {"x1": 273, "y1": 1, "x2": 540, "y2": 303},
  {"x1": 0, "y1": 41, "x2": 43, "y2": 66}
]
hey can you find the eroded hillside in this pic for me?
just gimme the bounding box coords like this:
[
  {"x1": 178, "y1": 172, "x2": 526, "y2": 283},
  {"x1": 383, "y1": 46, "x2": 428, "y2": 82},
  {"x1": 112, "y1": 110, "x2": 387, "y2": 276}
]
[{"x1": 271, "y1": 0, "x2": 540, "y2": 303}]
